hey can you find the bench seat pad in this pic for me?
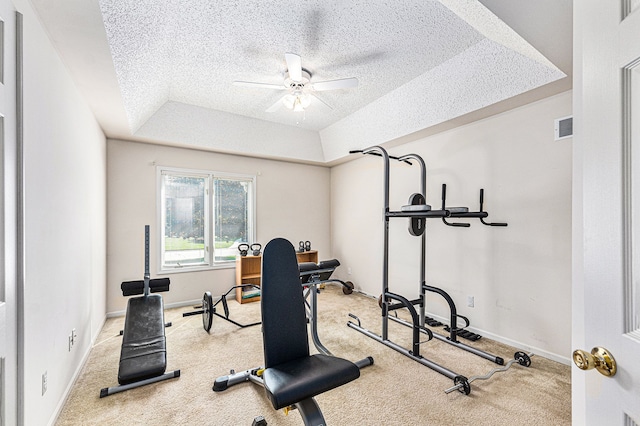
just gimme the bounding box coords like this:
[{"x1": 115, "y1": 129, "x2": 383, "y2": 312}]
[
  {"x1": 262, "y1": 353, "x2": 360, "y2": 410},
  {"x1": 118, "y1": 294, "x2": 167, "y2": 385}
]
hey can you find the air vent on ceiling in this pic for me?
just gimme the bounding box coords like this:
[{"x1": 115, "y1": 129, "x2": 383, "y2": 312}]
[{"x1": 554, "y1": 116, "x2": 573, "y2": 141}]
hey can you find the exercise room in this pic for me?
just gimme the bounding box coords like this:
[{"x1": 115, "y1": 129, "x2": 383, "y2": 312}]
[{"x1": 2, "y1": 1, "x2": 636, "y2": 425}]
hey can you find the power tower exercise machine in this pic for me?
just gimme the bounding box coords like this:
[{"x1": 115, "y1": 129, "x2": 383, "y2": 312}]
[{"x1": 347, "y1": 146, "x2": 531, "y2": 395}]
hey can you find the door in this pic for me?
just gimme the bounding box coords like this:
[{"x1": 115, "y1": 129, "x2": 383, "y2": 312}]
[
  {"x1": 0, "y1": 1, "x2": 19, "y2": 425},
  {"x1": 573, "y1": 1, "x2": 640, "y2": 424}
]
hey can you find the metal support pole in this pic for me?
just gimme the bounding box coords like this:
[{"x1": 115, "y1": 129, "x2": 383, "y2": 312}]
[
  {"x1": 143, "y1": 225, "x2": 150, "y2": 297},
  {"x1": 399, "y1": 153, "x2": 428, "y2": 327},
  {"x1": 362, "y1": 146, "x2": 391, "y2": 340}
]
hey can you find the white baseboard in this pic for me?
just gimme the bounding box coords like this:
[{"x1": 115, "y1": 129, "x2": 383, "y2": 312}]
[
  {"x1": 422, "y1": 311, "x2": 570, "y2": 365},
  {"x1": 106, "y1": 298, "x2": 202, "y2": 318},
  {"x1": 165, "y1": 299, "x2": 202, "y2": 311},
  {"x1": 48, "y1": 315, "x2": 107, "y2": 426}
]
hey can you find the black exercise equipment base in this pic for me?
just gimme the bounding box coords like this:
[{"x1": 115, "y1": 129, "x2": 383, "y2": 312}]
[
  {"x1": 347, "y1": 318, "x2": 472, "y2": 393},
  {"x1": 388, "y1": 315, "x2": 502, "y2": 364},
  {"x1": 382, "y1": 284, "x2": 504, "y2": 366},
  {"x1": 100, "y1": 370, "x2": 180, "y2": 398}
]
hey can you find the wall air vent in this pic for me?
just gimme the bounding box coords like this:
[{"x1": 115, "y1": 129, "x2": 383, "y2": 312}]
[{"x1": 554, "y1": 116, "x2": 573, "y2": 140}]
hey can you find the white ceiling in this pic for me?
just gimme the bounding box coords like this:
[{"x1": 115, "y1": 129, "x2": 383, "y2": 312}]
[{"x1": 31, "y1": 0, "x2": 572, "y2": 164}]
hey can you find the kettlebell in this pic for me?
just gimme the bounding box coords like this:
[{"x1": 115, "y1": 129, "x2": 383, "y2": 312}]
[
  {"x1": 299, "y1": 241, "x2": 305, "y2": 252},
  {"x1": 304, "y1": 241, "x2": 311, "y2": 251},
  {"x1": 251, "y1": 243, "x2": 262, "y2": 256},
  {"x1": 238, "y1": 243, "x2": 249, "y2": 256}
]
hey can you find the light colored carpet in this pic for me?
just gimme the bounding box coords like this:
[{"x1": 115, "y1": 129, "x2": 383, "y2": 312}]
[{"x1": 55, "y1": 285, "x2": 571, "y2": 425}]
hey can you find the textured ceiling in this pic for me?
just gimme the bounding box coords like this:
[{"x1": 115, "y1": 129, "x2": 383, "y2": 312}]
[
  {"x1": 100, "y1": 0, "x2": 489, "y2": 132},
  {"x1": 31, "y1": 0, "x2": 571, "y2": 164}
]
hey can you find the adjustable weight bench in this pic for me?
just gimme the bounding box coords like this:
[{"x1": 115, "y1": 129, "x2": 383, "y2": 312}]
[
  {"x1": 214, "y1": 238, "x2": 368, "y2": 425},
  {"x1": 261, "y1": 239, "x2": 361, "y2": 421},
  {"x1": 100, "y1": 226, "x2": 180, "y2": 398}
]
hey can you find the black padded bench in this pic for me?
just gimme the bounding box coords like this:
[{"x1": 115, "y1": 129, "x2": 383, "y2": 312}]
[
  {"x1": 299, "y1": 259, "x2": 340, "y2": 284},
  {"x1": 298, "y1": 258, "x2": 354, "y2": 295},
  {"x1": 100, "y1": 282, "x2": 180, "y2": 398},
  {"x1": 118, "y1": 294, "x2": 169, "y2": 384},
  {"x1": 211, "y1": 239, "x2": 372, "y2": 424},
  {"x1": 261, "y1": 238, "x2": 361, "y2": 423},
  {"x1": 100, "y1": 226, "x2": 180, "y2": 398}
]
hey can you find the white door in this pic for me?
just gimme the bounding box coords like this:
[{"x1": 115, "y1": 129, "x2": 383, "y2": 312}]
[
  {"x1": 573, "y1": 1, "x2": 640, "y2": 423},
  {"x1": 0, "y1": 1, "x2": 19, "y2": 425}
]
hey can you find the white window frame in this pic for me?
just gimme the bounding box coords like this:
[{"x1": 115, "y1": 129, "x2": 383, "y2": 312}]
[{"x1": 157, "y1": 166, "x2": 256, "y2": 274}]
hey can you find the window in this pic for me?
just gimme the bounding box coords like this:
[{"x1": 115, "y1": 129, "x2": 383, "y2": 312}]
[{"x1": 158, "y1": 167, "x2": 255, "y2": 271}]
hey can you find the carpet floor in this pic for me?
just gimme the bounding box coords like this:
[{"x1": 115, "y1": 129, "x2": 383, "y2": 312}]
[{"x1": 55, "y1": 285, "x2": 571, "y2": 425}]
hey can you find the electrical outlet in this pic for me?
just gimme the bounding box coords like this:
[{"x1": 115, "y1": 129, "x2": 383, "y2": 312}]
[
  {"x1": 42, "y1": 371, "x2": 47, "y2": 396},
  {"x1": 347, "y1": 267, "x2": 352, "y2": 275},
  {"x1": 68, "y1": 328, "x2": 78, "y2": 351},
  {"x1": 467, "y1": 296, "x2": 475, "y2": 308}
]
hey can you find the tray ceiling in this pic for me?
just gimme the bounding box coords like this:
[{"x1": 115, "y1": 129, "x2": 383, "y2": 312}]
[{"x1": 31, "y1": 0, "x2": 571, "y2": 164}]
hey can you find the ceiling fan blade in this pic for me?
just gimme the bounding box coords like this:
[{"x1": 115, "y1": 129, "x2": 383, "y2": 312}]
[
  {"x1": 285, "y1": 53, "x2": 302, "y2": 81},
  {"x1": 265, "y1": 96, "x2": 286, "y2": 113},
  {"x1": 233, "y1": 81, "x2": 285, "y2": 90},
  {"x1": 310, "y1": 93, "x2": 333, "y2": 110},
  {"x1": 311, "y1": 77, "x2": 358, "y2": 91}
]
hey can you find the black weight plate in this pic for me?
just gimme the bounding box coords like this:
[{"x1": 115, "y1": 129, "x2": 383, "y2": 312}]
[
  {"x1": 454, "y1": 375, "x2": 471, "y2": 395},
  {"x1": 202, "y1": 291, "x2": 214, "y2": 333},
  {"x1": 343, "y1": 281, "x2": 354, "y2": 295},
  {"x1": 408, "y1": 193, "x2": 426, "y2": 236},
  {"x1": 515, "y1": 351, "x2": 532, "y2": 367}
]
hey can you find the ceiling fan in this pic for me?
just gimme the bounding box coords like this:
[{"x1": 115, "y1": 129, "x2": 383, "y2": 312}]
[{"x1": 233, "y1": 53, "x2": 358, "y2": 113}]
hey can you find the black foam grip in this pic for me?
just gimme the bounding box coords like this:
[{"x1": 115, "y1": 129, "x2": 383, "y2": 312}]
[{"x1": 121, "y1": 278, "x2": 170, "y2": 296}]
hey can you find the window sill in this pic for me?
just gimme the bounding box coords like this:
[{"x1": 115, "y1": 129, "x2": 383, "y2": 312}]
[{"x1": 158, "y1": 262, "x2": 235, "y2": 275}]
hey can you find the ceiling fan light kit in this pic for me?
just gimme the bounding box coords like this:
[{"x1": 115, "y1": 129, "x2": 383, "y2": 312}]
[{"x1": 282, "y1": 92, "x2": 311, "y2": 112}]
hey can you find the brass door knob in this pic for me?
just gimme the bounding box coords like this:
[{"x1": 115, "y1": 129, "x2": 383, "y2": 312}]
[{"x1": 572, "y1": 347, "x2": 617, "y2": 377}]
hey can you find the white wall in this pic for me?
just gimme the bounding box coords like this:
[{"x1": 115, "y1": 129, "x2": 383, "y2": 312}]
[
  {"x1": 107, "y1": 140, "x2": 331, "y2": 313},
  {"x1": 330, "y1": 91, "x2": 572, "y2": 362},
  {"x1": 17, "y1": 0, "x2": 107, "y2": 424}
]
